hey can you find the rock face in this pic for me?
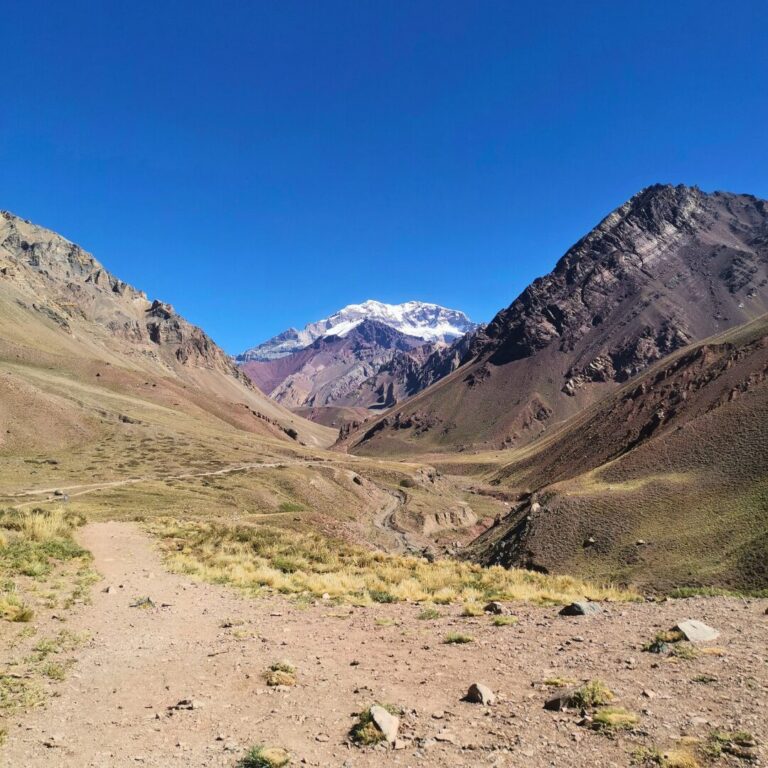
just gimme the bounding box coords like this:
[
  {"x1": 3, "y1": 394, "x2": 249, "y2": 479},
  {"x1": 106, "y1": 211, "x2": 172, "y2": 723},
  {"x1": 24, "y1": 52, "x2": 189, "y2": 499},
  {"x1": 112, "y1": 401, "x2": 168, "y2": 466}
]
[
  {"x1": 0, "y1": 210, "x2": 333, "y2": 449},
  {"x1": 240, "y1": 319, "x2": 437, "y2": 410},
  {"x1": 347, "y1": 185, "x2": 768, "y2": 454},
  {"x1": 465, "y1": 312, "x2": 768, "y2": 592},
  {"x1": 238, "y1": 302, "x2": 479, "y2": 420}
]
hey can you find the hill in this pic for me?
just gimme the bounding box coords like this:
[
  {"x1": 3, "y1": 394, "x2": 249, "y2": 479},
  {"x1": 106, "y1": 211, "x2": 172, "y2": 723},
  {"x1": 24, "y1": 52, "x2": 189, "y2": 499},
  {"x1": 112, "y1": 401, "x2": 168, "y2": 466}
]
[
  {"x1": 0, "y1": 209, "x2": 335, "y2": 456},
  {"x1": 345, "y1": 185, "x2": 768, "y2": 455},
  {"x1": 464, "y1": 314, "x2": 768, "y2": 592}
]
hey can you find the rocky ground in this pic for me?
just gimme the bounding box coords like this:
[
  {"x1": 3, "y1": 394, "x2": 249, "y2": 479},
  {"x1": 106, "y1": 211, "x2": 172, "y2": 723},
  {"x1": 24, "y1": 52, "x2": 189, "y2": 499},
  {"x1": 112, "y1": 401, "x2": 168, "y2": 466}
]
[{"x1": 3, "y1": 522, "x2": 766, "y2": 767}]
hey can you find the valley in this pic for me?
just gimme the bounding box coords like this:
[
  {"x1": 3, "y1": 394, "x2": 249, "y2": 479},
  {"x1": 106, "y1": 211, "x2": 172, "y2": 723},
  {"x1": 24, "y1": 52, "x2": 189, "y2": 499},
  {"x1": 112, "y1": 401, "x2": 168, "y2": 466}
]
[{"x1": 1, "y1": 188, "x2": 767, "y2": 767}]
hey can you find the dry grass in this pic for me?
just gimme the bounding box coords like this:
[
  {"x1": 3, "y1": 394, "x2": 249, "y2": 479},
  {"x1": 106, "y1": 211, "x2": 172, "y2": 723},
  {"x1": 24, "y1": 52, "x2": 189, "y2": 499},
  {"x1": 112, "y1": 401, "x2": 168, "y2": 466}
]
[
  {"x1": 0, "y1": 508, "x2": 93, "y2": 731},
  {"x1": 264, "y1": 661, "x2": 296, "y2": 687},
  {"x1": 591, "y1": 706, "x2": 639, "y2": 731},
  {"x1": 568, "y1": 679, "x2": 614, "y2": 708},
  {"x1": 146, "y1": 517, "x2": 638, "y2": 606},
  {"x1": 237, "y1": 745, "x2": 291, "y2": 768}
]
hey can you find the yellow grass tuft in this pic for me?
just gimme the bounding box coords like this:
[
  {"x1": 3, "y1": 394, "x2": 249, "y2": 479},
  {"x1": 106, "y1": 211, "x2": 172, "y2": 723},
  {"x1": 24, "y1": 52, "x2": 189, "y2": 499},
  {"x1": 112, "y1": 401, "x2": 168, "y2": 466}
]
[{"x1": 146, "y1": 518, "x2": 639, "y2": 606}]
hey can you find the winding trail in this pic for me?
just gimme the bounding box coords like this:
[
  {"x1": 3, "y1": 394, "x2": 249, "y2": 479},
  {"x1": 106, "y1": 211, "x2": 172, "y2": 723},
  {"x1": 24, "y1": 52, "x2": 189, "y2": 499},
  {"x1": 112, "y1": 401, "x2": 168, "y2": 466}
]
[{"x1": 6, "y1": 461, "x2": 311, "y2": 508}]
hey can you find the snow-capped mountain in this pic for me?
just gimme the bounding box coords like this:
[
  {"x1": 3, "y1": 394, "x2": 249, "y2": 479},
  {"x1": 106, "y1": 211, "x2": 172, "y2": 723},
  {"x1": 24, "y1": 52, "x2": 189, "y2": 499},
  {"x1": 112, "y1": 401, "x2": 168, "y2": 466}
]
[{"x1": 237, "y1": 300, "x2": 477, "y2": 362}]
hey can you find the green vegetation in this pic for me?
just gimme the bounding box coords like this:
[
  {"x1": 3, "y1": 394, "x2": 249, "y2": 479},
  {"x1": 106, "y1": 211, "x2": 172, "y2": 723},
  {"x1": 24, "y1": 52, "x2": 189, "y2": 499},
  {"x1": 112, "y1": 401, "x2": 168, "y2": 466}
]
[
  {"x1": 492, "y1": 615, "x2": 518, "y2": 626},
  {"x1": 569, "y1": 679, "x2": 614, "y2": 708},
  {"x1": 0, "y1": 508, "x2": 92, "y2": 622},
  {"x1": 237, "y1": 745, "x2": 291, "y2": 768},
  {"x1": 591, "y1": 706, "x2": 638, "y2": 731},
  {"x1": 147, "y1": 518, "x2": 637, "y2": 605},
  {"x1": 417, "y1": 607, "x2": 441, "y2": 620},
  {"x1": 544, "y1": 676, "x2": 577, "y2": 688},
  {"x1": 460, "y1": 602, "x2": 483, "y2": 616},
  {"x1": 443, "y1": 632, "x2": 473, "y2": 644},
  {"x1": 703, "y1": 729, "x2": 757, "y2": 759}
]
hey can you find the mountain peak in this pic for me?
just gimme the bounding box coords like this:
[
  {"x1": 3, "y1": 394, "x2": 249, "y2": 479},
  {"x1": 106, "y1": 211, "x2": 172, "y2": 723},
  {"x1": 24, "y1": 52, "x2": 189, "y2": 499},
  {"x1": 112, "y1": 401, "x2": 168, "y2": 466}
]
[{"x1": 238, "y1": 300, "x2": 478, "y2": 362}]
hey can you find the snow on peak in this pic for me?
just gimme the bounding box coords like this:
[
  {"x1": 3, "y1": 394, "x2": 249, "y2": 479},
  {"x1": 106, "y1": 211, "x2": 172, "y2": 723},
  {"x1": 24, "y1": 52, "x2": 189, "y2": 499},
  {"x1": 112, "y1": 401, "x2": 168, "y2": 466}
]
[{"x1": 237, "y1": 300, "x2": 477, "y2": 361}]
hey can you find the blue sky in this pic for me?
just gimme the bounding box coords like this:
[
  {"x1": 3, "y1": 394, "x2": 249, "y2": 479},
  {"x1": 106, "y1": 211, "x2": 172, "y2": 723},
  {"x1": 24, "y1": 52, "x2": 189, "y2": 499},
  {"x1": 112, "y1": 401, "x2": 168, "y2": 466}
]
[{"x1": 1, "y1": 1, "x2": 766, "y2": 353}]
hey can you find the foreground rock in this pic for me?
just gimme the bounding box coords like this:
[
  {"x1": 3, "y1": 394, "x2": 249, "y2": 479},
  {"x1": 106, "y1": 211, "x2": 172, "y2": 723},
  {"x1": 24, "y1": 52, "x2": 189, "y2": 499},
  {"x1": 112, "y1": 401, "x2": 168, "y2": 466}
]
[
  {"x1": 370, "y1": 705, "x2": 400, "y2": 744},
  {"x1": 673, "y1": 619, "x2": 720, "y2": 643},
  {"x1": 559, "y1": 602, "x2": 603, "y2": 617},
  {"x1": 465, "y1": 683, "x2": 495, "y2": 705}
]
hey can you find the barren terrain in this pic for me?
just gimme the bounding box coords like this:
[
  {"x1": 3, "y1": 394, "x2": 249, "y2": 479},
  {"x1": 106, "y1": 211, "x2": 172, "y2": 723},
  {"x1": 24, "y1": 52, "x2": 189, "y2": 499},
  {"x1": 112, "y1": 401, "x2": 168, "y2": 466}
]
[{"x1": 3, "y1": 522, "x2": 766, "y2": 767}]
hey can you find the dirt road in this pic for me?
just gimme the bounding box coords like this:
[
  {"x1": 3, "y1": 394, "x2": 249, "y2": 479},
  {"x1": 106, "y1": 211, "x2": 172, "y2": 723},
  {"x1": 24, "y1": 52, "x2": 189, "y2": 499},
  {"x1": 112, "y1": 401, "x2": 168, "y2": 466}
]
[{"x1": 3, "y1": 523, "x2": 767, "y2": 767}]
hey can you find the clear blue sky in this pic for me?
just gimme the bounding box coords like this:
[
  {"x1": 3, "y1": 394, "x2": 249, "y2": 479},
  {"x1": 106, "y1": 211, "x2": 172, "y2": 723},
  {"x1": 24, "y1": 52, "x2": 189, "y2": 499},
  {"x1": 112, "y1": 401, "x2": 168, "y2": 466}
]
[{"x1": 1, "y1": 1, "x2": 766, "y2": 353}]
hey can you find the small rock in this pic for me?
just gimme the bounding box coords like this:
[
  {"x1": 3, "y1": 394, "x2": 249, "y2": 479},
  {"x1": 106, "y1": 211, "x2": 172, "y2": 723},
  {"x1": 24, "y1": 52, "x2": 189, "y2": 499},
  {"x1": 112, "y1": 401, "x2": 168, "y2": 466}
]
[
  {"x1": 465, "y1": 683, "x2": 495, "y2": 705},
  {"x1": 315, "y1": 734, "x2": 329, "y2": 742},
  {"x1": 169, "y1": 699, "x2": 203, "y2": 711},
  {"x1": 435, "y1": 730, "x2": 457, "y2": 744},
  {"x1": 642, "y1": 689, "x2": 656, "y2": 699},
  {"x1": 484, "y1": 601, "x2": 505, "y2": 615},
  {"x1": 544, "y1": 690, "x2": 577, "y2": 711},
  {"x1": 673, "y1": 619, "x2": 720, "y2": 643},
  {"x1": 559, "y1": 602, "x2": 603, "y2": 617},
  {"x1": 370, "y1": 705, "x2": 400, "y2": 745}
]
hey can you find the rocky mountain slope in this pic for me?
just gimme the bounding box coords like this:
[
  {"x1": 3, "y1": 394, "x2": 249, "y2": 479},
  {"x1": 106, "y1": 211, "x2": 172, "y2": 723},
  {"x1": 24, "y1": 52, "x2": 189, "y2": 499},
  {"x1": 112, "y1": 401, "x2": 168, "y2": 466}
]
[
  {"x1": 238, "y1": 299, "x2": 477, "y2": 361},
  {"x1": 346, "y1": 185, "x2": 768, "y2": 455},
  {"x1": 0, "y1": 210, "x2": 334, "y2": 452},
  {"x1": 465, "y1": 313, "x2": 768, "y2": 591},
  {"x1": 240, "y1": 319, "x2": 429, "y2": 409},
  {"x1": 239, "y1": 301, "x2": 479, "y2": 419}
]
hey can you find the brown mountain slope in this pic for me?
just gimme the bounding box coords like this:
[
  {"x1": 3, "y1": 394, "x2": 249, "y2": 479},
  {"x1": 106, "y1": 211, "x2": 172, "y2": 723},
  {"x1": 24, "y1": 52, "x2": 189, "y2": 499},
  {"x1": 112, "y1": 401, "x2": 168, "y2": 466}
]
[
  {"x1": 0, "y1": 210, "x2": 334, "y2": 452},
  {"x1": 240, "y1": 319, "x2": 427, "y2": 410},
  {"x1": 346, "y1": 184, "x2": 768, "y2": 456},
  {"x1": 465, "y1": 314, "x2": 768, "y2": 592}
]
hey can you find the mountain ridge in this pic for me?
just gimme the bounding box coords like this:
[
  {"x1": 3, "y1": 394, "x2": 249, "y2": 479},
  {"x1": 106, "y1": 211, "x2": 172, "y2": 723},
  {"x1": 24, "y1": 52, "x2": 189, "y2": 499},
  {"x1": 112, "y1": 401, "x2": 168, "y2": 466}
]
[
  {"x1": 237, "y1": 299, "x2": 478, "y2": 362},
  {"x1": 344, "y1": 184, "x2": 768, "y2": 455}
]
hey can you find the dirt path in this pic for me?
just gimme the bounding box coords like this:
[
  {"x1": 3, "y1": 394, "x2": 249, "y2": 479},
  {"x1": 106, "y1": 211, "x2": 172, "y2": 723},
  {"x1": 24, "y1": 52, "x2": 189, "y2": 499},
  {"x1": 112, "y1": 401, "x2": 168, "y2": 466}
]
[
  {"x1": 6, "y1": 461, "x2": 307, "y2": 506},
  {"x1": 3, "y1": 523, "x2": 767, "y2": 767}
]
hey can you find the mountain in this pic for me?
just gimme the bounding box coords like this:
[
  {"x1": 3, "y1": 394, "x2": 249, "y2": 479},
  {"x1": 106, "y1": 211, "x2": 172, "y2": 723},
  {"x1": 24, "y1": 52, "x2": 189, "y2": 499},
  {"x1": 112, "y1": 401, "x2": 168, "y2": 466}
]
[
  {"x1": 237, "y1": 300, "x2": 477, "y2": 362},
  {"x1": 0, "y1": 210, "x2": 335, "y2": 453},
  {"x1": 345, "y1": 185, "x2": 768, "y2": 455},
  {"x1": 240, "y1": 319, "x2": 429, "y2": 409},
  {"x1": 465, "y1": 313, "x2": 768, "y2": 592},
  {"x1": 238, "y1": 301, "x2": 479, "y2": 421}
]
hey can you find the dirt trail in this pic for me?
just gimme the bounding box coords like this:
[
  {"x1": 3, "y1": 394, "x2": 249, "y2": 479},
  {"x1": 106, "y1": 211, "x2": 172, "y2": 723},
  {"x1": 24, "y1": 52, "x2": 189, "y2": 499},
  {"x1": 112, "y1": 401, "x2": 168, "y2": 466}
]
[
  {"x1": 7, "y1": 461, "x2": 308, "y2": 505},
  {"x1": 4, "y1": 523, "x2": 768, "y2": 767}
]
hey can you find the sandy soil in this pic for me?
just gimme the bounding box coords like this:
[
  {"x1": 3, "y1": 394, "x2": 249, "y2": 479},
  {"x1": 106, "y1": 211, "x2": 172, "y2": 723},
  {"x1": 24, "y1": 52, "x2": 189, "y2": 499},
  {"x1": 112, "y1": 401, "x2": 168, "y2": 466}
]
[{"x1": 3, "y1": 522, "x2": 767, "y2": 767}]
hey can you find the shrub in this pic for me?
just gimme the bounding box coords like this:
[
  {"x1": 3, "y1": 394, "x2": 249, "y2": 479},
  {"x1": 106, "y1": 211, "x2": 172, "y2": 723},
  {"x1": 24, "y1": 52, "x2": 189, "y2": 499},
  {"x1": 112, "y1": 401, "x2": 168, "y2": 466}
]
[
  {"x1": 443, "y1": 632, "x2": 473, "y2": 644},
  {"x1": 569, "y1": 680, "x2": 614, "y2": 708},
  {"x1": 591, "y1": 706, "x2": 638, "y2": 731},
  {"x1": 237, "y1": 745, "x2": 290, "y2": 768},
  {"x1": 264, "y1": 661, "x2": 296, "y2": 687}
]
